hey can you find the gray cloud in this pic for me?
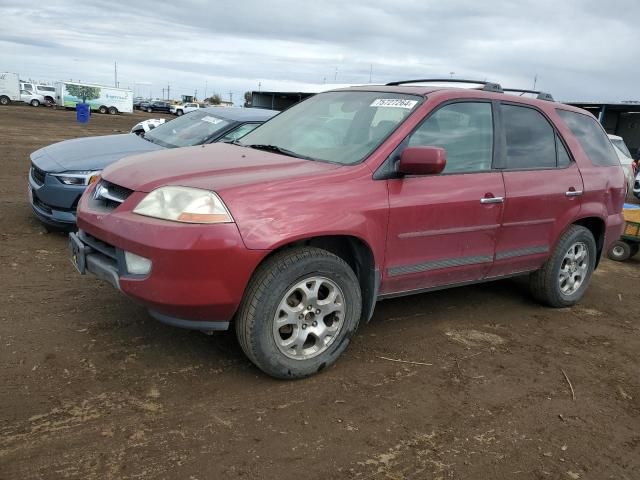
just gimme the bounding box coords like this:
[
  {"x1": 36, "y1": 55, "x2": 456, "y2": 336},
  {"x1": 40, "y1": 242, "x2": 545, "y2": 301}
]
[{"x1": 1, "y1": 0, "x2": 639, "y2": 102}]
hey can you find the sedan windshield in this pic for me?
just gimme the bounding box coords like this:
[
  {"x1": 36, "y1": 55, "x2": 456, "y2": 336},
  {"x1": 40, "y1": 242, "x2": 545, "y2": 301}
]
[
  {"x1": 144, "y1": 110, "x2": 231, "y2": 148},
  {"x1": 239, "y1": 91, "x2": 423, "y2": 164}
]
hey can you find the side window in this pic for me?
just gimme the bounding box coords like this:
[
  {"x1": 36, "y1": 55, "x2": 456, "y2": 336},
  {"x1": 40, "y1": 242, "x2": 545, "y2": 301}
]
[
  {"x1": 556, "y1": 135, "x2": 572, "y2": 167},
  {"x1": 502, "y1": 104, "x2": 556, "y2": 169},
  {"x1": 556, "y1": 109, "x2": 618, "y2": 166},
  {"x1": 218, "y1": 123, "x2": 260, "y2": 142},
  {"x1": 407, "y1": 102, "x2": 493, "y2": 173}
]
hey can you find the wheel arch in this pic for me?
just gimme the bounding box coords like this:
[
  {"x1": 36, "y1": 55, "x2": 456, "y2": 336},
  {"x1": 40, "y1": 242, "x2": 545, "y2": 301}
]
[
  {"x1": 572, "y1": 216, "x2": 606, "y2": 267},
  {"x1": 255, "y1": 234, "x2": 379, "y2": 323}
]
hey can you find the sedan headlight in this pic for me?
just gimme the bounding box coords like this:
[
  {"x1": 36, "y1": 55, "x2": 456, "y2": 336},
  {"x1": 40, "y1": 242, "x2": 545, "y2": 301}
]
[
  {"x1": 51, "y1": 170, "x2": 101, "y2": 186},
  {"x1": 133, "y1": 186, "x2": 233, "y2": 224}
]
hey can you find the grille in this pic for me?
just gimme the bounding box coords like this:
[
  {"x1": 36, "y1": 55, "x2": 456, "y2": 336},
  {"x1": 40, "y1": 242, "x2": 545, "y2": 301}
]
[
  {"x1": 31, "y1": 164, "x2": 46, "y2": 185},
  {"x1": 91, "y1": 180, "x2": 133, "y2": 211}
]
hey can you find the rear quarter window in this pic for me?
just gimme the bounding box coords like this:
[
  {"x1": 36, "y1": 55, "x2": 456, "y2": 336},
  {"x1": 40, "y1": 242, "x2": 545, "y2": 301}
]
[{"x1": 556, "y1": 109, "x2": 618, "y2": 166}]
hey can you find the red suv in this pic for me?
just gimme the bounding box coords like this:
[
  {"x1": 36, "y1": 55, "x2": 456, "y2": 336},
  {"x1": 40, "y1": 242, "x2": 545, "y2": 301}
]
[{"x1": 69, "y1": 80, "x2": 626, "y2": 378}]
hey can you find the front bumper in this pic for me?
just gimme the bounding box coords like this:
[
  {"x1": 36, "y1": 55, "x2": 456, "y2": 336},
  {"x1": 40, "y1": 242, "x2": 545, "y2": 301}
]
[
  {"x1": 73, "y1": 196, "x2": 268, "y2": 329},
  {"x1": 29, "y1": 167, "x2": 84, "y2": 227}
]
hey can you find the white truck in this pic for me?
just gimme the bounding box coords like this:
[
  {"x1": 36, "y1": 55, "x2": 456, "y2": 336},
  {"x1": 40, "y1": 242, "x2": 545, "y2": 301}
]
[
  {"x1": 55, "y1": 81, "x2": 133, "y2": 114},
  {"x1": 21, "y1": 82, "x2": 56, "y2": 104},
  {"x1": 0, "y1": 72, "x2": 20, "y2": 105},
  {"x1": 170, "y1": 102, "x2": 200, "y2": 116}
]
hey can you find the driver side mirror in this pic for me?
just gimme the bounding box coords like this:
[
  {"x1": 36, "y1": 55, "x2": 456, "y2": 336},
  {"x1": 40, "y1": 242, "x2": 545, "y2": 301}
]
[{"x1": 398, "y1": 146, "x2": 447, "y2": 175}]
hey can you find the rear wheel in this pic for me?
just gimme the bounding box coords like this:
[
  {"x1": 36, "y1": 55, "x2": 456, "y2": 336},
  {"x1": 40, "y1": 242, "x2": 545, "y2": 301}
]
[
  {"x1": 608, "y1": 240, "x2": 632, "y2": 262},
  {"x1": 30, "y1": 99, "x2": 40, "y2": 107},
  {"x1": 236, "y1": 247, "x2": 362, "y2": 379},
  {"x1": 0, "y1": 96, "x2": 9, "y2": 106},
  {"x1": 176, "y1": 109, "x2": 183, "y2": 116},
  {"x1": 98, "y1": 105, "x2": 108, "y2": 114},
  {"x1": 146, "y1": 107, "x2": 152, "y2": 113},
  {"x1": 108, "y1": 106, "x2": 118, "y2": 115},
  {"x1": 530, "y1": 225, "x2": 596, "y2": 307}
]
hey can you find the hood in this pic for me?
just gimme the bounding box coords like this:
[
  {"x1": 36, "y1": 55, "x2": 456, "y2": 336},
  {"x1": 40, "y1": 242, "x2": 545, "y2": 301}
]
[
  {"x1": 30, "y1": 134, "x2": 164, "y2": 173},
  {"x1": 102, "y1": 143, "x2": 342, "y2": 193}
]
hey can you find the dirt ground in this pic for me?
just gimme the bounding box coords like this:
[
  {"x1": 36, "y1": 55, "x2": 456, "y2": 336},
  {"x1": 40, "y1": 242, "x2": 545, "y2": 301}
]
[{"x1": 1, "y1": 104, "x2": 639, "y2": 480}]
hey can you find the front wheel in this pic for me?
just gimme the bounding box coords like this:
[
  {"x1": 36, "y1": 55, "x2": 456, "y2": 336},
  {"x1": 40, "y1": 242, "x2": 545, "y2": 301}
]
[
  {"x1": 108, "y1": 106, "x2": 118, "y2": 115},
  {"x1": 30, "y1": 99, "x2": 40, "y2": 107},
  {"x1": 236, "y1": 247, "x2": 362, "y2": 379},
  {"x1": 146, "y1": 107, "x2": 152, "y2": 113},
  {"x1": 176, "y1": 109, "x2": 183, "y2": 116},
  {"x1": 98, "y1": 105, "x2": 108, "y2": 114},
  {"x1": 0, "y1": 96, "x2": 10, "y2": 105},
  {"x1": 530, "y1": 225, "x2": 596, "y2": 308}
]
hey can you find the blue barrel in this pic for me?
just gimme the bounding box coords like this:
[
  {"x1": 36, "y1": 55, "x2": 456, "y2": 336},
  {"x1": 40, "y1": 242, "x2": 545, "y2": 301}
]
[{"x1": 76, "y1": 103, "x2": 91, "y2": 123}]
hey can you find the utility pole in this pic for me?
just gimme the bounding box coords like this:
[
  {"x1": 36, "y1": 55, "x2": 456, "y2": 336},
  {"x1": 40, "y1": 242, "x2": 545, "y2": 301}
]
[
  {"x1": 204, "y1": 80, "x2": 208, "y2": 99},
  {"x1": 369, "y1": 64, "x2": 373, "y2": 83},
  {"x1": 229, "y1": 91, "x2": 233, "y2": 104},
  {"x1": 114, "y1": 61, "x2": 118, "y2": 88},
  {"x1": 194, "y1": 89, "x2": 197, "y2": 100},
  {"x1": 162, "y1": 87, "x2": 165, "y2": 99},
  {"x1": 334, "y1": 67, "x2": 338, "y2": 82},
  {"x1": 258, "y1": 81, "x2": 261, "y2": 92},
  {"x1": 533, "y1": 74, "x2": 538, "y2": 90},
  {"x1": 167, "y1": 83, "x2": 170, "y2": 101}
]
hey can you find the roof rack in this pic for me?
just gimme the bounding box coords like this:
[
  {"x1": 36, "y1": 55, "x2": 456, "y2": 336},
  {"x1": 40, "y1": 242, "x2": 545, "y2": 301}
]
[
  {"x1": 503, "y1": 88, "x2": 554, "y2": 102},
  {"x1": 385, "y1": 78, "x2": 503, "y2": 93}
]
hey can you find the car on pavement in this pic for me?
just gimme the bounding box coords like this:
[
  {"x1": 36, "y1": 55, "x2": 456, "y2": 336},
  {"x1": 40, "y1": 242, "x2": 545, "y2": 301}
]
[
  {"x1": 144, "y1": 101, "x2": 171, "y2": 113},
  {"x1": 28, "y1": 107, "x2": 278, "y2": 230},
  {"x1": 170, "y1": 102, "x2": 199, "y2": 116},
  {"x1": 20, "y1": 90, "x2": 45, "y2": 107},
  {"x1": 69, "y1": 80, "x2": 626, "y2": 379},
  {"x1": 608, "y1": 134, "x2": 636, "y2": 192}
]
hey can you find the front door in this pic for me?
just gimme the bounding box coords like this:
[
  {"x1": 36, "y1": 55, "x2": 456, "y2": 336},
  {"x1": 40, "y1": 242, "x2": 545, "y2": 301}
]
[
  {"x1": 489, "y1": 103, "x2": 584, "y2": 278},
  {"x1": 383, "y1": 101, "x2": 505, "y2": 296}
]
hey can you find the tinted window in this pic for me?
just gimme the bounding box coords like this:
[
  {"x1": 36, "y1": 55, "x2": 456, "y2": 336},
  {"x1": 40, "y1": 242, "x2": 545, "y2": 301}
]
[
  {"x1": 144, "y1": 110, "x2": 231, "y2": 148},
  {"x1": 557, "y1": 135, "x2": 571, "y2": 167},
  {"x1": 503, "y1": 105, "x2": 555, "y2": 169},
  {"x1": 407, "y1": 102, "x2": 493, "y2": 173},
  {"x1": 556, "y1": 109, "x2": 618, "y2": 166}
]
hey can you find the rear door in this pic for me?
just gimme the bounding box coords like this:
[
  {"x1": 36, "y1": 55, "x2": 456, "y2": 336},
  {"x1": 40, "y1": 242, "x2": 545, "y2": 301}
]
[
  {"x1": 489, "y1": 103, "x2": 583, "y2": 278},
  {"x1": 383, "y1": 101, "x2": 505, "y2": 295}
]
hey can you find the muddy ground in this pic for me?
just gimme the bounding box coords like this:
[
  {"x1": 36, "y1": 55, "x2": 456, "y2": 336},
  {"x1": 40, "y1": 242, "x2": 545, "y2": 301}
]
[{"x1": 1, "y1": 104, "x2": 639, "y2": 480}]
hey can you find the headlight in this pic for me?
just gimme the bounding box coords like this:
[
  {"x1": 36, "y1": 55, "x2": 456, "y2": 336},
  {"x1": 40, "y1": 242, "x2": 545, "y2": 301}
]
[
  {"x1": 133, "y1": 186, "x2": 233, "y2": 224},
  {"x1": 51, "y1": 170, "x2": 101, "y2": 186}
]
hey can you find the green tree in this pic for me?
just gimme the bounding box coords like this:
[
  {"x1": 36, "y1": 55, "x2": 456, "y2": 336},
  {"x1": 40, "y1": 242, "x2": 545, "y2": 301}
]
[
  {"x1": 206, "y1": 94, "x2": 222, "y2": 105},
  {"x1": 66, "y1": 84, "x2": 101, "y2": 103}
]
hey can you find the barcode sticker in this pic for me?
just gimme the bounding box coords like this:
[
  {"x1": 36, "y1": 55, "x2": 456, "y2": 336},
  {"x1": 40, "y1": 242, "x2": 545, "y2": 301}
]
[{"x1": 370, "y1": 99, "x2": 418, "y2": 109}]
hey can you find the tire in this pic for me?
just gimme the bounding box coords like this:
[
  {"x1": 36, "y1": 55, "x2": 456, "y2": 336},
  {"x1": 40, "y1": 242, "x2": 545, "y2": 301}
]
[
  {"x1": 176, "y1": 109, "x2": 183, "y2": 116},
  {"x1": 108, "y1": 106, "x2": 118, "y2": 115},
  {"x1": 530, "y1": 225, "x2": 596, "y2": 308},
  {"x1": 98, "y1": 105, "x2": 108, "y2": 114},
  {"x1": 236, "y1": 247, "x2": 362, "y2": 379},
  {"x1": 147, "y1": 107, "x2": 152, "y2": 113},
  {"x1": 30, "y1": 99, "x2": 40, "y2": 107},
  {"x1": 0, "y1": 96, "x2": 9, "y2": 106},
  {"x1": 608, "y1": 240, "x2": 632, "y2": 262}
]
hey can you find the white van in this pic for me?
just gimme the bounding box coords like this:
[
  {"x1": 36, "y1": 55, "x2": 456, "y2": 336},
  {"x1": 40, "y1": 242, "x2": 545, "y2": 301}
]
[{"x1": 0, "y1": 72, "x2": 20, "y2": 105}]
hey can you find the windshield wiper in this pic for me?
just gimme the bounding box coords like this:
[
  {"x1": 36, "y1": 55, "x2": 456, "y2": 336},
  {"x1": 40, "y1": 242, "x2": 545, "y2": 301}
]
[{"x1": 244, "y1": 144, "x2": 316, "y2": 161}]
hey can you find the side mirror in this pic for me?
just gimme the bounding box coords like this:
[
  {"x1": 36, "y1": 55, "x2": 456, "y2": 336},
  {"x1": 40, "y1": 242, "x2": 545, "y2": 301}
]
[{"x1": 398, "y1": 146, "x2": 447, "y2": 175}]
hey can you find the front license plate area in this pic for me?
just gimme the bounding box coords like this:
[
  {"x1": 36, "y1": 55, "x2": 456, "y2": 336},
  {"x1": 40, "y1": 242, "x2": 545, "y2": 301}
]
[{"x1": 69, "y1": 233, "x2": 87, "y2": 274}]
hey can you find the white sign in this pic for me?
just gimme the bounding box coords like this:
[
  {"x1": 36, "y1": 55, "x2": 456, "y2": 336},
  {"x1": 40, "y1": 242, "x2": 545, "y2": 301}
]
[
  {"x1": 370, "y1": 99, "x2": 418, "y2": 109},
  {"x1": 201, "y1": 116, "x2": 224, "y2": 124}
]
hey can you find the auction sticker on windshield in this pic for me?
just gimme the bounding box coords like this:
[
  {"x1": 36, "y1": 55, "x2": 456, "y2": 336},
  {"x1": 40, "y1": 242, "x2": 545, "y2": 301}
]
[
  {"x1": 370, "y1": 99, "x2": 418, "y2": 109},
  {"x1": 201, "y1": 116, "x2": 224, "y2": 124}
]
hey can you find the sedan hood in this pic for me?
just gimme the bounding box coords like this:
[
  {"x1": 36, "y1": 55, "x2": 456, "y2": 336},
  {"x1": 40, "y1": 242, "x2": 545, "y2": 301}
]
[
  {"x1": 30, "y1": 134, "x2": 164, "y2": 173},
  {"x1": 102, "y1": 143, "x2": 341, "y2": 193}
]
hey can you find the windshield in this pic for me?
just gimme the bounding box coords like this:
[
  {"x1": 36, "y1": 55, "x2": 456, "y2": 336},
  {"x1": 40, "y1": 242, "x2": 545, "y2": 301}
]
[
  {"x1": 144, "y1": 110, "x2": 231, "y2": 148},
  {"x1": 611, "y1": 138, "x2": 631, "y2": 158},
  {"x1": 239, "y1": 91, "x2": 422, "y2": 164}
]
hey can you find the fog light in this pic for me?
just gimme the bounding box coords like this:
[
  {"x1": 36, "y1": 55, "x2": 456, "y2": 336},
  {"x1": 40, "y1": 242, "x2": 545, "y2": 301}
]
[{"x1": 124, "y1": 251, "x2": 152, "y2": 275}]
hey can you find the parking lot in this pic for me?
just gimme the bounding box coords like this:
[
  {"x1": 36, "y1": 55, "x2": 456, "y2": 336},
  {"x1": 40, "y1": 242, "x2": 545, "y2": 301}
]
[{"x1": 1, "y1": 105, "x2": 639, "y2": 479}]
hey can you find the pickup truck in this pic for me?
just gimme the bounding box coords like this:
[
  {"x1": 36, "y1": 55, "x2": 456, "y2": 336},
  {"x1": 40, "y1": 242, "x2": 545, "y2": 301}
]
[{"x1": 170, "y1": 102, "x2": 199, "y2": 116}]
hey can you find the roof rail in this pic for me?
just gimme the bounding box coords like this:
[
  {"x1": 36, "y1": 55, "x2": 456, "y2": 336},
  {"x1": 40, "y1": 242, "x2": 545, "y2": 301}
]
[
  {"x1": 385, "y1": 78, "x2": 503, "y2": 93},
  {"x1": 502, "y1": 88, "x2": 555, "y2": 102}
]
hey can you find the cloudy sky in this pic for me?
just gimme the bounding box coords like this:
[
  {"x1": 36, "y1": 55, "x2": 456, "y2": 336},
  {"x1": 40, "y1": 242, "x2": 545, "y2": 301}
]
[{"x1": 1, "y1": 0, "x2": 638, "y2": 104}]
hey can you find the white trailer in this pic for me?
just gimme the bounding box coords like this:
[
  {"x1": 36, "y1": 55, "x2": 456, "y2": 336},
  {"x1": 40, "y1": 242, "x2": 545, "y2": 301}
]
[
  {"x1": 0, "y1": 72, "x2": 20, "y2": 105},
  {"x1": 55, "y1": 81, "x2": 133, "y2": 114}
]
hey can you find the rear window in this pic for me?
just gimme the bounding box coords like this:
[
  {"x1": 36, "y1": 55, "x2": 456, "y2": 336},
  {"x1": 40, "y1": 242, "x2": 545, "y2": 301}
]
[{"x1": 556, "y1": 109, "x2": 618, "y2": 166}]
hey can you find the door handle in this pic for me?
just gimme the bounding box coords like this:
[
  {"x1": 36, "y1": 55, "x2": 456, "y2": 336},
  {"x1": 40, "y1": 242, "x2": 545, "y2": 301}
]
[
  {"x1": 480, "y1": 196, "x2": 504, "y2": 204},
  {"x1": 565, "y1": 189, "x2": 583, "y2": 197}
]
